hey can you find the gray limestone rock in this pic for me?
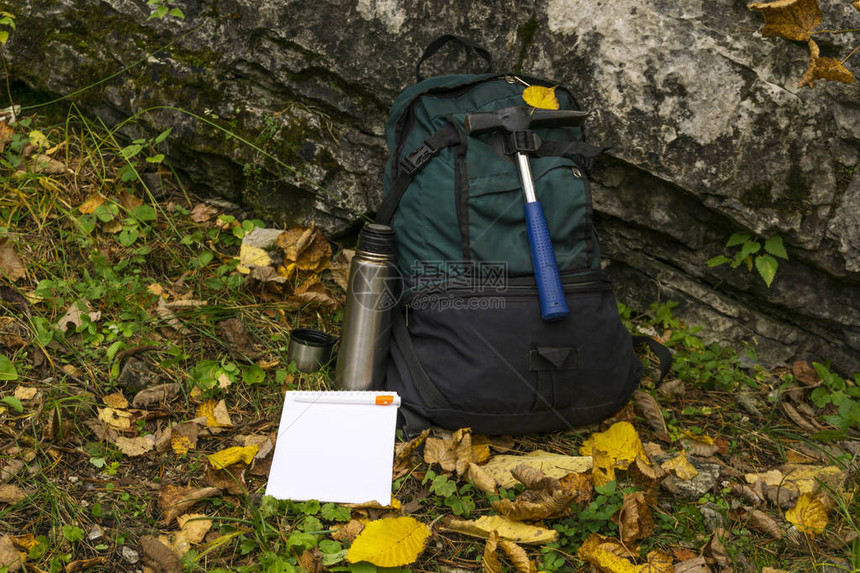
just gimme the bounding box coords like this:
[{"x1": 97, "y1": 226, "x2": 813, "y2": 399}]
[{"x1": 6, "y1": 0, "x2": 860, "y2": 371}]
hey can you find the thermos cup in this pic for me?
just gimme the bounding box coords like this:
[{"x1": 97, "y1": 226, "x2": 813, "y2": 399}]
[{"x1": 335, "y1": 224, "x2": 399, "y2": 390}]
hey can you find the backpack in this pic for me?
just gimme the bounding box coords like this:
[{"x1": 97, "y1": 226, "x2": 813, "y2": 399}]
[{"x1": 376, "y1": 36, "x2": 669, "y2": 435}]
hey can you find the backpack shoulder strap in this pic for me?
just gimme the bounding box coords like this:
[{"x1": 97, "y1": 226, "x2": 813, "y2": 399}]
[{"x1": 376, "y1": 122, "x2": 460, "y2": 225}]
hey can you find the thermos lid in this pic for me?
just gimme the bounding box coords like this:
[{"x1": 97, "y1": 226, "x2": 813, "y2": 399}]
[{"x1": 359, "y1": 224, "x2": 396, "y2": 255}]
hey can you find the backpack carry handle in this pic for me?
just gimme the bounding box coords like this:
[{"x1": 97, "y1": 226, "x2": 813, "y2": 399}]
[{"x1": 416, "y1": 35, "x2": 492, "y2": 82}]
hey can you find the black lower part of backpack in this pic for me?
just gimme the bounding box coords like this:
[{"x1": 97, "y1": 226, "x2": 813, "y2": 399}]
[{"x1": 383, "y1": 275, "x2": 644, "y2": 436}]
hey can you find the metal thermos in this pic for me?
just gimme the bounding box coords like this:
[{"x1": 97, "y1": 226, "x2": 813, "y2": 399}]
[{"x1": 335, "y1": 224, "x2": 399, "y2": 390}]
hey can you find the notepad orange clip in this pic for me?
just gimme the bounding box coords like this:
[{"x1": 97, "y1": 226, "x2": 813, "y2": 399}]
[{"x1": 375, "y1": 395, "x2": 395, "y2": 405}]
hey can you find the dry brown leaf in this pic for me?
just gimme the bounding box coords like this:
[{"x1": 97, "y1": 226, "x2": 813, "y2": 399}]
[
  {"x1": 132, "y1": 383, "x2": 181, "y2": 409},
  {"x1": 482, "y1": 530, "x2": 502, "y2": 573},
  {"x1": 189, "y1": 203, "x2": 219, "y2": 223},
  {"x1": 673, "y1": 556, "x2": 709, "y2": 573},
  {"x1": 440, "y1": 515, "x2": 558, "y2": 544},
  {"x1": 298, "y1": 548, "x2": 323, "y2": 573},
  {"x1": 424, "y1": 428, "x2": 474, "y2": 476},
  {"x1": 0, "y1": 122, "x2": 13, "y2": 153},
  {"x1": 613, "y1": 491, "x2": 655, "y2": 545},
  {"x1": 791, "y1": 360, "x2": 818, "y2": 386},
  {"x1": 218, "y1": 317, "x2": 261, "y2": 360},
  {"x1": 103, "y1": 391, "x2": 129, "y2": 409},
  {"x1": 78, "y1": 194, "x2": 106, "y2": 214},
  {"x1": 704, "y1": 528, "x2": 730, "y2": 568},
  {"x1": 492, "y1": 464, "x2": 585, "y2": 521},
  {"x1": 56, "y1": 300, "x2": 101, "y2": 333},
  {"x1": 170, "y1": 422, "x2": 200, "y2": 455},
  {"x1": 140, "y1": 535, "x2": 181, "y2": 573},
  {"x1": 498, "y1": 539, "x2": 537, "y2": 573},
  {"x1": 747, "y1": 508, "x2": 783, "y2": 540},
  {"x1": 115, "y1": 435, "x2": 156, "y2": 457},
  {"x1": 158, "y1": 485, "x2": 221, "y2": 525},
  {"x1": 28, "y1": 153, "x2": 69, "y2": 175},
  {"x1": 0, "y1": 484, "x2": 26, "y2": 504},
  {"x1": 680, "y1": 432, "x2": 719, "y2": 457},
  {"x1": 481, "y1": 450, "x2": 592, "y2": 488},
  {"x1": 393, "y1": 429, "x2": 430, "y2": 480},
  {"x1": 467, "y1": 462, "x2": 498, "y2": 493},
  {"x1": 633, "y1": 390, "x2": 668, "y2": 438},
  {"x1": 278, "y1": 225, "x2": 331, "y2": 273},
  {"x1": 173, "y1": 513, "x2": 213, "y2": 556},
  {"x1": 204, "y1": 462, "x2": 248, "y2": 495},
  {"x1": 0, "y1": 535, "x2": 22, "y2": 572},
  {"x1": 0, "y1": 239, "x2": 25, "y2": 281},
  {"x1": 97, "y1": 407, "x2": 132, "y2": 430},
  {"x1": 799, "y1": 39, "x2": 854, "y2": 88},
  {"x1": 65, "y1": 557, "x2": 106, "y2": 572},
  {"x1": 749, "y1": 0, "x2": 823, "y2": 41},
  {"x1": 197, "y1": 399, "x2": 233, "y2": 428},
  {"x1": 781, "y1": 399, "x2": 825, "y2": 432},
  {"x1": 332, "y1": 519, "x2": 365, "y2": 543},
  {"x1": 290, "y1": 280, "x2": 342, "y2": 308},
  {"x1": 853, "y1": 0, "x2": 860, "y2": 12},
  {"x1": 13, "y1": 386, "x2": 37, "y2": 401}
]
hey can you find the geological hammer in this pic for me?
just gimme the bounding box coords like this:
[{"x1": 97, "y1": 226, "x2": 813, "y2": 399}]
[{"x1": 465, "y1": 106, "x2": 587, "y2": 321}]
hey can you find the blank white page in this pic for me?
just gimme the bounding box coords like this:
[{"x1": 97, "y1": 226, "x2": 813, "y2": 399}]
[{"x1": 265, "y1": 391, "x2": 400, "y2": 505}]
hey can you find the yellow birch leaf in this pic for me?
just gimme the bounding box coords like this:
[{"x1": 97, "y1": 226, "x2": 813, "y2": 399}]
[
  {"x1": 640, "y1": 550, "x2": 674, "y2": 572},
  {"x1": 207, "y1": 445, "x2": 258, "y2": 469},
  {"x1": 440, "y1": 515, "x2": 558, "y2": 544},
  {"x1": 577, "y1": 533, "x2": 638, "y2": 572},
  {"x1": 346, "y1": 516, "x2": 431, "y2": 567},
  {"x1": 661, "y1": 451, "x2": 699, "y2": 480},
  {"x1": 785, "y1": 493, "x2": 828, "y2": 534},
  {"x1": 798, "y1": 39, "x2": 854, "y2": 88},
  {"x1": 854, "y1": 0, "x2": 860, "y2": 12},
  {"x1": 748, "y1": 0, "x2": 823, "y2": 41},
  {"x1": 580, "y1": 421, "x2": 649, "y2": 485},
  {"x1": 236, "y1": 245, "x2": 272, "y2": 274},
  {"x1": 196, "y1": 399, "x2": 233, "y2": 428},
  {"x1": 522, "y1": 85, "x2": 560, "y2": 110}
]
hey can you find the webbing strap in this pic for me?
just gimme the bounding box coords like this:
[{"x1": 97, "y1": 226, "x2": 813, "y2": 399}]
[
  {"x1": 632, "y1": 336, "x2": 673, "y2": 384},
  {"x1": 391, "y1": 308, "x2": 453, "y2": 409},
  {"x1": 534, "y1": 140, "x2": 604, "y2": 161},
  {"x1": 376, "y1": 124, "x2": 459, "y2": 225}
]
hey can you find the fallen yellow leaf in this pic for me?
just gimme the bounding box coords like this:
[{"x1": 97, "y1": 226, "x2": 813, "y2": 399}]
[
  {"x1": 196, "y1": 399, "x2": 233, "y2": 428},
  {"x1": 786, "y1": 493, "x2": 828, "y2": 534},
  {"x1": 748, "y1": 0, "x2": 822, "y2": 41},
  {"x1": 439, "y1": 515, "x2": 558, "y2": 545},
  {"x1": 207, "y1": 445, "x2": 258, "y2": 469},
  {"x1": 346, "y1": 516, "x2": 431, "y2": 567},
  {"x1": 580, "y1": 422, "x2": 649, "y2": 485},
  {"x1": 97, "y1": 407, "x2": 132, "y2": 430},
  {"x1": 481, "y1": 450, "x2": 592, "y2": 488},
  {"x1": 522, "y1": 85, "x2": 560, "y2": 110},
  {"x1": 661, "y1": 451, "x2": 698, "y2": 480},
  {"x1": 236, "y1": 244, "x2": 272, "y2": 274}
]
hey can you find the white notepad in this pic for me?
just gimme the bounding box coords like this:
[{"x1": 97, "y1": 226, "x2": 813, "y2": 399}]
[{"x1": 265, "y1": 391, "x2": 400, "y2": 505}]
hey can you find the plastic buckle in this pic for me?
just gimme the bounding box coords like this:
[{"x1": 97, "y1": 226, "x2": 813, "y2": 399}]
[
  {"x1": 504, "y1": 130, "x2": 542, "y2": 154},
  {"x1": 400, "y1": 142, "x2": 438, "y2": 176}
]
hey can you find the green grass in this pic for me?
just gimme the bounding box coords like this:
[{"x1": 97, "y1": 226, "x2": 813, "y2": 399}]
[{"x1": 0, "y1": 109, "x2": 858, "y2": 573}]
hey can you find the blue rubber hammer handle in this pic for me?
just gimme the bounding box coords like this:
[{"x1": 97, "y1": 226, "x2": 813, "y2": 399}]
[{"x1": 517, "y1": 153, "x2": 569, "y2": 321}]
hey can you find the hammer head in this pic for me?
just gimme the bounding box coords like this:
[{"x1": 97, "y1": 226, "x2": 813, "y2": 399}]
[{"x1": 465, "y1": 106, "x2": 588, "y2": 136}]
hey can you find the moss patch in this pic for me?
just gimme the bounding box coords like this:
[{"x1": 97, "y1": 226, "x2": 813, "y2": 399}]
[{"x1": 514, "y1": 16, "x2": 540, "y2": 74}]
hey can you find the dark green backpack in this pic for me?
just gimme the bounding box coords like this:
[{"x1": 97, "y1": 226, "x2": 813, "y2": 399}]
[{"x1": 376, "y1": 37, "x2": 669, "y2": 435}]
